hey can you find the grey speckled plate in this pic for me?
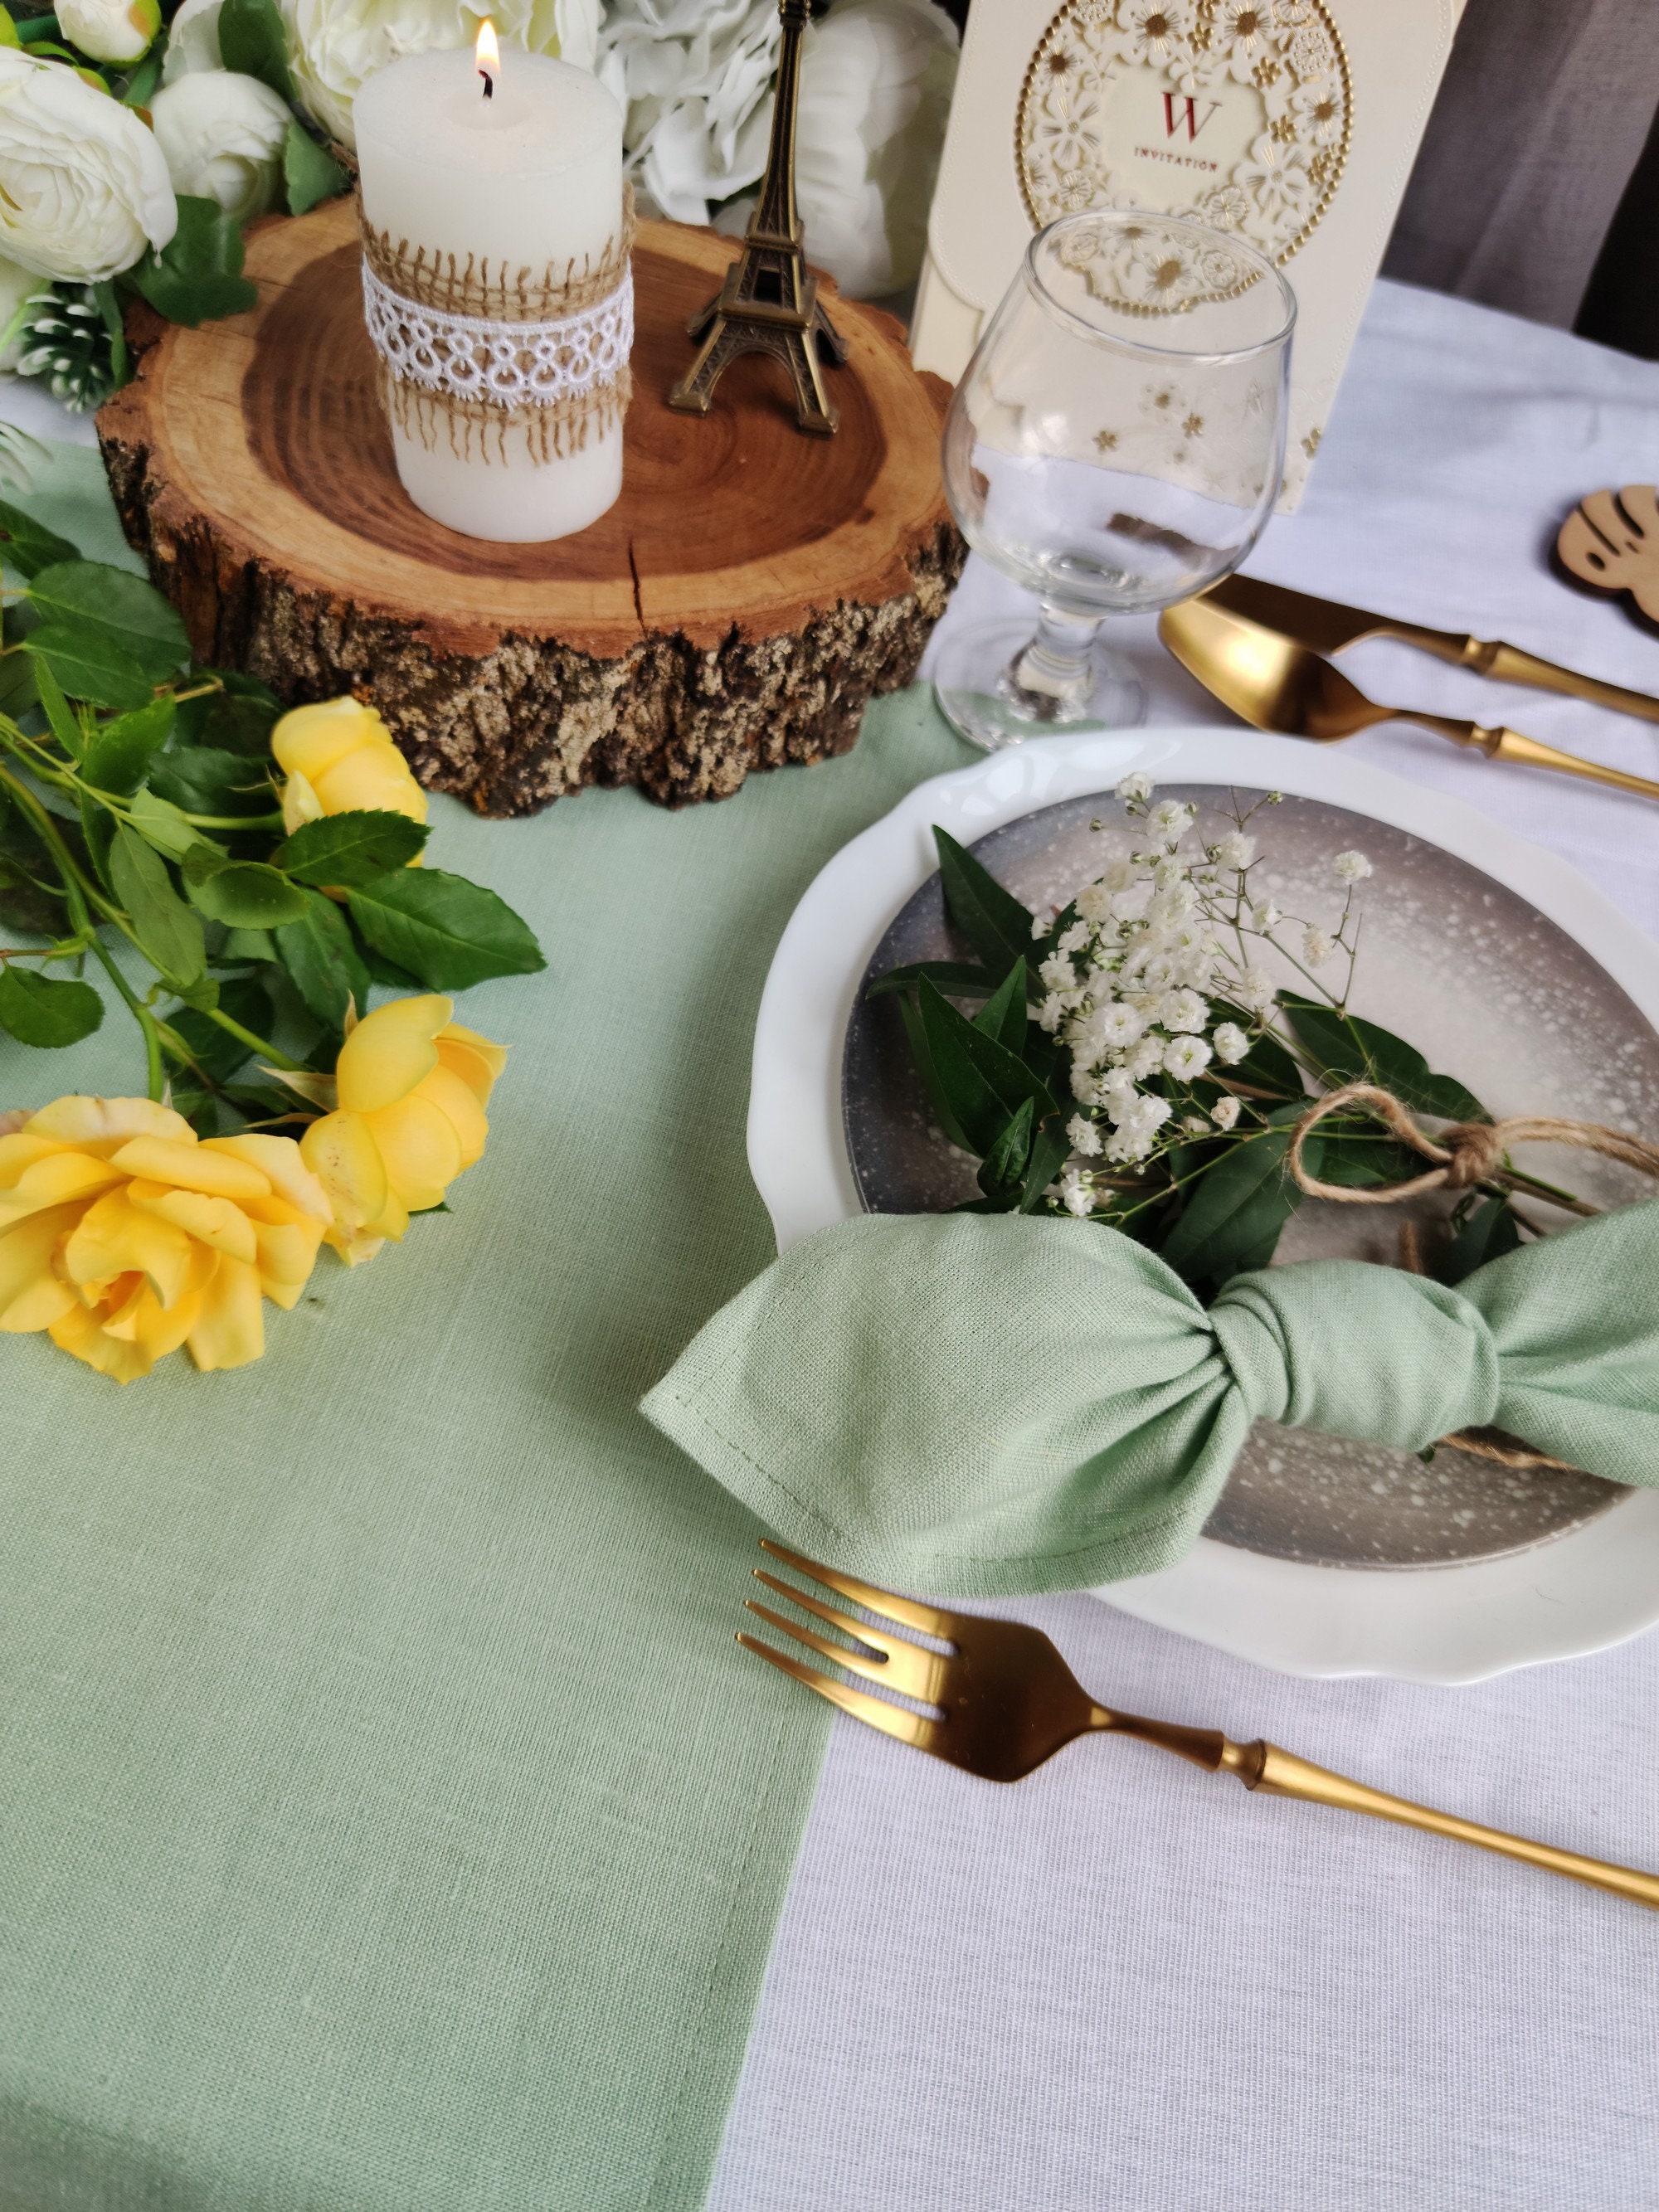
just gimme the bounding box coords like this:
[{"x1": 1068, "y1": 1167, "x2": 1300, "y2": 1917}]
[{"x1": 842, "y1": 787, "x2": 1658, "y2": 1571}]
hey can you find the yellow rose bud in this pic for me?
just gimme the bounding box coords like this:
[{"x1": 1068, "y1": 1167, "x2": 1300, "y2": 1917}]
[
  {"x1": 0, "y1": 1098, "x2": 332, "y2": 1383},
  {"x1": 272, "y1": 697, "x2": 428, "y2": 853},
  {"x1": 300, "y1": 996, "x2": 504, "y2": 1266}
]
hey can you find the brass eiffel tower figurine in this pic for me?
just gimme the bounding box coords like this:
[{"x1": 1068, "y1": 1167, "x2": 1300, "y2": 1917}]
[{"x1": 667, "y1": 0, "x2": 849, "y2": 435}]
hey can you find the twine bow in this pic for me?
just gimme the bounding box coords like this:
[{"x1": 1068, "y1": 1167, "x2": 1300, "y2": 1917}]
[{"x1": 1287, "y1": 1082, "x2": 1659, "y2": 1213}]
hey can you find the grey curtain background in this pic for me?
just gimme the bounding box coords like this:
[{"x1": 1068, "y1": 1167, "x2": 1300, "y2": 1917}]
[{"x1": 1382, "y1": 0, "x2": 1659, "y2": 351}]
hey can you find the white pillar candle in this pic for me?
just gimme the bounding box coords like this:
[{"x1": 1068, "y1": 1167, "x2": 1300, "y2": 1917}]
[{"x1": 355, "y1": 37, "x2": 630, "y2": 544}]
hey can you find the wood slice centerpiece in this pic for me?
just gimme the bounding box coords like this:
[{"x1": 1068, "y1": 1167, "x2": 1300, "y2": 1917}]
[{"x1": 97, "y1": 199, "x2": 963, "y2": 816}]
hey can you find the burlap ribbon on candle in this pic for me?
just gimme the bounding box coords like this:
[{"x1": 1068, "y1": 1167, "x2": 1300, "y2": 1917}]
[{"x1": 358, "y1": 184, "x2": 635, "y2": 466}]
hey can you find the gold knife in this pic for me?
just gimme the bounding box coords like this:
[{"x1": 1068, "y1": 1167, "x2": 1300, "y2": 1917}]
[{"x1": 1206, "y1": 574, "x2": 1659, "y2": 726}]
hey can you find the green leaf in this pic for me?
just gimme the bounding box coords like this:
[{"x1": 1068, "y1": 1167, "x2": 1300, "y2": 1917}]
[
  {"x1": 163, "y1": 975, "x2": 273, "y2": 1084},
  {"x1": 978, "y1": 1095, "x2": 1034, "y2": 1197},
  {"x1": 109, "y1": 822, "x2": 205, "y2": 985},
  {"x1": 217, "y1": 0, "x2": 295, "y2": 100},
  {"x1": 27, "y1": 562, "x2": 189, "y2": 686},
  {"x1": 1019, "y1": 1116, "x2": 1074, "y2": 1216},
  {"x1": 127, "y1": 787, "x2": 203, "y2": 859},
  {"x1": 973, "y1": 958, "x2": 1030, "y2": 1054},
  {"x1": 275, "y1": 885, "x2": 372, "y2": 1028},
  {"x1": 25, "y1": 624, "x2": 153, "y2": 712},
  {"x1": 0, "y1": 495, "x2": 78, "y2": 579},
  {"x1": 129, "y1": 195, "x2": 258, "y2": 327},
  {"x1": 32, "y1": 655, "x2": 83, "y2": 755},
  {"x1": 1278, "y1": 995, "x2": 1487, "y2": 1124},
  {"x1": 119, "y1": 45, "x2": 162, "y2": 106},
  {"x1": 0, "y1": 852, "x2": 67, "y2": 937},
  {"x1": 866, "y1": 960, "x2": 995, "y2": 1001},
  {"x1": 283, "y1": 117, "x2": 348, "y2": 214},
  {"x1": 897, "y1": 989, "x2": 971, "y2": 1152},
  {"x1": 182, "y1": 854, "x2": 309, "y2": 929},
  {"x1": 1439, "y1": 1195, "x2": 1524, "y2": 1287},
  {"x1": 1157, "y1": 1125, "x2": 1301, "y2": 1290},
  {"x1": 934, "y1": 826, "x2": 1038, "y2": 982},
  {"x1": 347, "y1": 868, "x2": 545, "y2": 990},
  {"x1": 218, "y1": 926, "x2": 275, "y2": 964},
  {"x1": 77, "y1": 698, "x2": 174, "y2": 795},
  {"x1": 0, "y1": 965, "x2": 104, "y2": 1048},
  {"x1": 148, "y1": 744, "x2": 275, "y2": 819},
  {"x1": 173, "y1": 673, "x2": 282, "y2": 757},
  {"x1": 0, "y1": 642, "x2": 37, "y2": 720},
  {"x1": 78, "y1": 795, "x2": 115, "y2": 896},
  {"x1": 916, "y1": 974, "x2": 1060, "y2": 1160},
  {"x1": 275, "y1": 809, "x2": 427, "y2": 887}
]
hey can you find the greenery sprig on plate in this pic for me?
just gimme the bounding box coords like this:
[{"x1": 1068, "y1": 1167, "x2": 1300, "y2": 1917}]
[
  {"x1": 0, "y1": 504, "x2": 542, "y2": 1129},
  {"x1": 872, "y1": 779, "x2": 1580, "y2": 1301}
]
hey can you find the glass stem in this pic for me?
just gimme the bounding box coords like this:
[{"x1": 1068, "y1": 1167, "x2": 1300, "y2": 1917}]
[{"x1": 1002, "y1": 604, "x2": 1102, "y2": 724}]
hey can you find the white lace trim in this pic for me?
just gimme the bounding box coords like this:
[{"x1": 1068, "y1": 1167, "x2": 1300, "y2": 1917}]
[{"x1": 362, "y1": 260, "x2": 633, "y2": 413}]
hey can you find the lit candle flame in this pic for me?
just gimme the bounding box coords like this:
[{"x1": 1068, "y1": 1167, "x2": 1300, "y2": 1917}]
[{"x1": 476, "y1": 17, "x2": 499, "y2": 99}]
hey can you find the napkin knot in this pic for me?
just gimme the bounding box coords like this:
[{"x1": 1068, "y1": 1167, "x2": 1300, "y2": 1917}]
[{"x1": 1209, "y1": 1262, "x2": 1500, "y2": 1454}]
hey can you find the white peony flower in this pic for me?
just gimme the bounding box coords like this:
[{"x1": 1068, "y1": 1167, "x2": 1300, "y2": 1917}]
[
  {"x1": 59, "y1": 0, "x2": 159, "y2": 64},
  {"x1": 161, "y1": 0, "x2": 226, "y2": 82},
  {"x1": 150, "y1": 71, "x2": 292, "y2": 224},
  {"x1": 1333, "y1": 848, "x2": 1373, "y2": 882},
  {"x1": 1212, "y1": 1021, "x2": 1250, "y2": 1064},
  {"x1": 791, "y1": 0, "x2": 957, "y2": 297},
  {"x1": 0, "y1": 53, "x2": 176, "y2": 281},
  {"x1": 1210, "y1": 1095, "x2": 1241, "y2": 1131},
  {"x1": 283, "y1": 0, "x2": 601, "y2": 151}
]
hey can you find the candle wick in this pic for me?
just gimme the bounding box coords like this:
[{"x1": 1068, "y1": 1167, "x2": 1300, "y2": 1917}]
[{"x1": 479, "y1": 66, "x2": 494, "y2": 98}]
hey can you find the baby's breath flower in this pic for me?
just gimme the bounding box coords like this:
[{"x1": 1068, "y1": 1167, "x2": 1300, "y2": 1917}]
[
  {"x1": 1116, "y1": 771, "x2": 1152, "y2": 805},
  {"x1": 1067, "y1": 1112, "x2": 1102, "y2": 1156},
  {"x1": 1085, "y1": 1000, "x2": 1146, "y2": 1051},
  {"x1": 1030, "y1": 912, "x2": 1050, "y2": 941},
  {"x1": 1075, "y1": 881, "x2": 1112, "y2": 924},
  {"x1": 1057, "y1": 919, "x2": 1091, "y2": 955},
  {"x1": 1147, "y1": 799, "x2": 1195, "y2": 847},
  {"x1": 1212, "y1": 831, "x2": 1256, "y2": 869},
  {"x1": 1249, "y1": 899, "x2": 1281, "y2": 931},
  {"x1": 1164, "y1": 1033, "x2": 1214, "y2": 1081},
  {"x1": 1038, "y1": 994, "x2": 1068, "y2": 1033},
  {"x1": 1058, "y1": 1166, "x2": 1097, "y2": 1216},
  {"x1": 1302, "y1": 927, "x2": 1336, "y2": 967},
  {"x1": 1124, "y1": 1034, "x2": 1166, "y2": 1079},
  {"x1": 1212, "y1": 1021, "x2": 1250, "y2": 1064},
  {"x1": 1238, "y1": 966, "x2": 1275, "y2": 1011},
  {"x1": 1039, "y1": 953, "x2": 1078, "y2": 994},
  {"x1": 1333, "y1": 849, "x2": 1373, "y2": 882},
  {"x1": 1160, "y1": 987, "x2": 1209, "y2": 1033},
  {"x1": 1210, "y1": 1095, "x2": 1241, "y2": 1131},
  {"x1": 1181, "y1": 1114, "x2": 1210, "y2": 1134}
]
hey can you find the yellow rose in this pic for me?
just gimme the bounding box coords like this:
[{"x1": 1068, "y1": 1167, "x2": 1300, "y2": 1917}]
[
  {"x1": 0, "y1": 1096, "x2": 332, "y2": 1383},
  {"x1": 272, "y1": 696, "x2": 428, "y2": 846},
  {"x1": 301, "y1": 995, "x2": 505, "y2": 1265}
]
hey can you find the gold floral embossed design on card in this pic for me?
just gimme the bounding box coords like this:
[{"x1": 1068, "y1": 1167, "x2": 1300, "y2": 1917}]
[{"x1": 1017, "y1": 0, "x2": 1351, "y2": 268}]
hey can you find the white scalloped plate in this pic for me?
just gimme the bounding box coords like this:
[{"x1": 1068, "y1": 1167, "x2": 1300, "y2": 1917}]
[{"x1": 747, "y1": 727, "x2": 1659, "y2": 1684}]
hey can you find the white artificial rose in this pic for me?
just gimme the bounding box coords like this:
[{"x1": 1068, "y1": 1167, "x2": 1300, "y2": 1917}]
[
  {"x1": 161, "y1": 0, "x2": 226, "y2": 83},
  {"x1": 150, "y1": 70, "x2": 292, "y2": 224},
  {"x1": 57, "y1": 0, "x2": 160, "y2": 66},
  {"x1": 281, "y1": 0, "x2": 601, "y2": 150},
  {"x1": 794, "y1": 0, "x2": 957, "y2": 297},
  {"x1": 0, "y1": 53, "x2": 176, "y2": 283}
]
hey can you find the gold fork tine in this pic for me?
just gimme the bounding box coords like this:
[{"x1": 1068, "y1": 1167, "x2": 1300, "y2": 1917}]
[
  {"x1": 758, "y1": 1537, "x2": 957, "y2": 1639},
  {"x1": 736, "y1": 1631, "x2": 936, "y2": 1748},
  {"x1": 744, "y1": 1594, "x2": 946, "y2": 1702}
]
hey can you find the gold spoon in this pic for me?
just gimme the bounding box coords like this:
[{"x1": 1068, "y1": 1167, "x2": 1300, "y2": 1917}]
[{"x1": 1159, "y1": 593, "x2": 1659, "y2": 805}]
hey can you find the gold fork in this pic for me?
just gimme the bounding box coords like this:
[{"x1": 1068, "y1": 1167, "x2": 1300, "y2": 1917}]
[{"x1": 740, "y1": 1540, "x2": 1659, "y2": 1913}]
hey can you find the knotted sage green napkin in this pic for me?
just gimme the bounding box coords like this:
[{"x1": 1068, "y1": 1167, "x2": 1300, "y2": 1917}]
[{"x1": 643, "y1": 1205, "x2": 1659, "y2": 1595}]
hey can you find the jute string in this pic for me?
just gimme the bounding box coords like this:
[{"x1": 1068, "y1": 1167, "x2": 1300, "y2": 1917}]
[{"x1": 1287, "y1": 1082, "x2": 1659, "y2": 1471}]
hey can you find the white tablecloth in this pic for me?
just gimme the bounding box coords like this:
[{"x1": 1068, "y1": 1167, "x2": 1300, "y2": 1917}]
[
  {"x1": 16, "y1": 280, "x2": 1659, "y2": 2210},
  {"x1": 709, "y1": 279, "x2": 1659, "y2": 2210}
]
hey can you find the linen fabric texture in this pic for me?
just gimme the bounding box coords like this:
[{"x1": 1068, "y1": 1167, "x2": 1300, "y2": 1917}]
[{"x1": 644, "y1": 1204, "x2": 1659, "y2": 1597}]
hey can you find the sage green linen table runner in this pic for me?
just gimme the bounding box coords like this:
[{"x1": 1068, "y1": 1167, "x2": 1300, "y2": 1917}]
[{"x1": 0, "y1": 446, "x2": 969, "y2": 2212}]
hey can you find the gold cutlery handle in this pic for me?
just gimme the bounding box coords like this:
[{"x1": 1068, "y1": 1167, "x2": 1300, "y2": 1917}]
[
  {"x1": 1404, "y1": 712, "x2": 1659, "y2": 803},
  {"x1": 1394, "y1": 626, "x2": 1659, "y2": 726},
  {"x1": 1240, "y1": 1743, "x2": 1659, "y2": 1911}
]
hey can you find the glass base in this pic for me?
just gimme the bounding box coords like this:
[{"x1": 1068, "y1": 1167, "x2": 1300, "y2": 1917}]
[{"x1": 933, "y1": 615, "x2": 1147, "y2": 753}]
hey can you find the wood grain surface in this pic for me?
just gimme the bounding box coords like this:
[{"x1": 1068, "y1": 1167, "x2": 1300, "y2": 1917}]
[{"x1": 99, "y1": 199, "x2": 963, "y2": 814}]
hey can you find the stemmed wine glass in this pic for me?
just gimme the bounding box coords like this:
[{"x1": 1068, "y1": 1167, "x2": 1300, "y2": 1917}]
[{"x1": 935, "y1": 209, "x2": 1297, "y2": 751}]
